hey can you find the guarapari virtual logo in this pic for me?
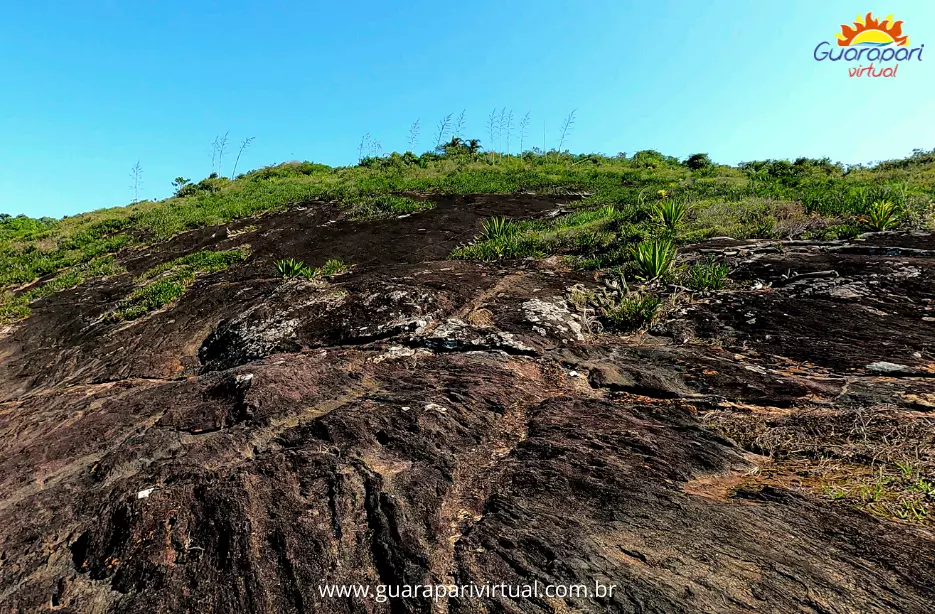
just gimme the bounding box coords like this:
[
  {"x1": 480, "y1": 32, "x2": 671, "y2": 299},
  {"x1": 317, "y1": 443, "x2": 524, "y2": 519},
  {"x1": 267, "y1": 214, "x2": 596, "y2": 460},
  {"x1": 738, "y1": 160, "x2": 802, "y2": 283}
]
[{"x1": 814, "y1": 12, "x2": 923, "y2": 78}]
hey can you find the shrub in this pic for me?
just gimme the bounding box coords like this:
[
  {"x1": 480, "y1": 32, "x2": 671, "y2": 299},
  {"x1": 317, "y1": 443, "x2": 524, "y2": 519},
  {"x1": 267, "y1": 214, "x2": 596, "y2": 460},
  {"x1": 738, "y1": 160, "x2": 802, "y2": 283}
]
[
  {"x1": 630, "y1": 239, "x2": 676, "y2": 280},
  {"x1": 687, "y1": 259, "x2": 729, "y2": 291},
  {"x1": 863, "y1": 200, "x2": 900, "y2": 231},
  {"x1": 249, "y1": 161, "x2": 331, "y2": 180},
  {"x1": 685, "y1": 153, "x2": 712, "y2": 171},
  {"x1": 567, "y1": 276, "x2": 661, "y2": 332},
  {"x1": 172, "y1": 177, "x2": 192, "y2": 196},
  {"x1": 654, "y1": 200, "x2": 686, "y2": 229}
]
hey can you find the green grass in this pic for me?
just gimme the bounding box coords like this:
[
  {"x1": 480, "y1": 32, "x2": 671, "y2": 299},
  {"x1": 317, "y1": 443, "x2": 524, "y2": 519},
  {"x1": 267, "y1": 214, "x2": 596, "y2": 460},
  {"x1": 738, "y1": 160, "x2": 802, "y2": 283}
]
[
  {"x1": 109, "y1": 249, "x2": 248, "y2": 321},
  {"x1": 602, "y1": 292, "x2": 662, "y2": 329},
  {"x1": 0, "y1": 256, "x2": 125, "y2": 324},
  {"x1": 274, "y1": 257, "x2": 349, "y2": 280},
  {"x1": 686, "y1": 258, "x2": 730, "y2": 291},
  {"x1": 317, "y1": 258, "x2": 348, "y2": 276},
  {"x1": 3, "y1": 147, "x2": 935, "y2": 316},
  {"x1": 480, "y1": 216, "x2": 520, "y2": 241},
  {"x1": 346, "y1": 194, "x2": 430, "y2": 219}
]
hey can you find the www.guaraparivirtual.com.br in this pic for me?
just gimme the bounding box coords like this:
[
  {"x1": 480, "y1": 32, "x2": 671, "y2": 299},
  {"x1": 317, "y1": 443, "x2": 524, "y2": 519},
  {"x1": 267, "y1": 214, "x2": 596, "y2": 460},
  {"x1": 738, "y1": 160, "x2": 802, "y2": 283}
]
[{"x1": 319, "y1": 580, "x2": 618, "y2": 603}]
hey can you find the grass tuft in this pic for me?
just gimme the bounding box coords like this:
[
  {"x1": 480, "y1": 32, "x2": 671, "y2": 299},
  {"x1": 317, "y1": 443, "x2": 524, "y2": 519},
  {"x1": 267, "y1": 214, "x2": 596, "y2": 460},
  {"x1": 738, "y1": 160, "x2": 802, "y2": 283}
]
[
  {"x1": 480, "y1": 217, "x2": 519, "y2": 241},
  {"x1": 686, "y1": 258, "x2": 729, "y2": 291},
  {"x1": 275, "y1": 258, "x2": 349, "y2": 280}
]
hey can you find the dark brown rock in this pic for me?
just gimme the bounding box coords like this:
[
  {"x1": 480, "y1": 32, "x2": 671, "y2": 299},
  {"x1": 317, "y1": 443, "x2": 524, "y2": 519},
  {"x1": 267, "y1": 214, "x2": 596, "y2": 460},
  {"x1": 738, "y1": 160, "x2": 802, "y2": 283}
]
[{"x1": 1, "y1": 197, "x2": 934, "y2": 613}]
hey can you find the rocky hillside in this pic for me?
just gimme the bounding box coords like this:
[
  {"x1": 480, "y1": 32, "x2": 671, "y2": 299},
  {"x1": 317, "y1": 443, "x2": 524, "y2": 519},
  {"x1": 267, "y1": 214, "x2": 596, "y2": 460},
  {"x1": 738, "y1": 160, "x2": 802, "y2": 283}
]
[{"x1": 1, "y1": 189, "x2": 934, "y2": 613}]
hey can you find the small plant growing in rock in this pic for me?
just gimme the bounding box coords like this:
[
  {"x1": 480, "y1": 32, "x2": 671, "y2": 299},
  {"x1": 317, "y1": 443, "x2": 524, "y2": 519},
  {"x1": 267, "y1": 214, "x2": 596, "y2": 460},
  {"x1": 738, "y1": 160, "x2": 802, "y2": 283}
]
[
  {"x1": 654, "y1": 200, "x2": 686, "y2": 229},
  {"x1": 863, "y1": 200, "x2": 900, "y2": 231},
  {"x1": 567, "y1": 268, "x2": 661, "y2": 332},
  {"x1": 602, "y1": 292, "x2": 662, "y2": 329},
  {"x1": 630, "y1": 238, "x2": 676, "y2": 280},
  {"x1": 282, "y1": 258, "x2": 351, "y2": 280},
  {"x1": 686, "y1": 258, "x2": 729, "y2": 291},
  {"x1": 276, "y1": 258, "x2": 307, "y2": 279},
  {"x1": 481, "y1": 217, "x2": 519, "y2": 241},
  {"x1": 317, "y1": 259, "x2": 348, "y2": 277}
]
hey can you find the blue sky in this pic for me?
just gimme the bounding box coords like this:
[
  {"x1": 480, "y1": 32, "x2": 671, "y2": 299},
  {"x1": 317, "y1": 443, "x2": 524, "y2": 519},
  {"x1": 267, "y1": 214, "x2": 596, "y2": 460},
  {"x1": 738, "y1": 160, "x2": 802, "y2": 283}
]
[{"x1": 1, "y1": 0, "x2": 933, "y2": 218}]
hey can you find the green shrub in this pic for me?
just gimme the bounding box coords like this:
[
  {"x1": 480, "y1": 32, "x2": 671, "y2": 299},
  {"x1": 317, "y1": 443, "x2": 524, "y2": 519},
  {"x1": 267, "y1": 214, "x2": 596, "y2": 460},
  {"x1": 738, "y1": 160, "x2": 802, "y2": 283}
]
[
  {"x1": 685, "y1": 153, "x2": 712, "y2": 171},
  {"x1": 630, "y1": 239, "x2": 676, "y2": 280}
]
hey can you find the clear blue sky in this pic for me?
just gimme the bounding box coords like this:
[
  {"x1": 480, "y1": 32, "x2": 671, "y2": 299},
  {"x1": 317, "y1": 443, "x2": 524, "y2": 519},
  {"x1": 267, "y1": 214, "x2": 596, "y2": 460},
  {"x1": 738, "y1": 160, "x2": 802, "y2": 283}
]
[{"x1": 1, "y1": 0, "x2": 932, "y2": 218}]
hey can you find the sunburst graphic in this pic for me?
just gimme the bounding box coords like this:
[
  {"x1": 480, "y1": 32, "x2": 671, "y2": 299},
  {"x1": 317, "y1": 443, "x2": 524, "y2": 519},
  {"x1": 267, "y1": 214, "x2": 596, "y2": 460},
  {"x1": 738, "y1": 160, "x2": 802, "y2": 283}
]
[{"x1": 836, "y1": 12, "x2": 910, "y2": 47}]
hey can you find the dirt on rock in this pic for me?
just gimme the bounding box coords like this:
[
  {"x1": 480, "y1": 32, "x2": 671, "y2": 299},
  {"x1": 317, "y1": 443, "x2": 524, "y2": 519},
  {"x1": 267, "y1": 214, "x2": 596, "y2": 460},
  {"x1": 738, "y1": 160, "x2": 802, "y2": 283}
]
[{"x1": 1, "y1": 195, "x2": 934, "y2": 613}]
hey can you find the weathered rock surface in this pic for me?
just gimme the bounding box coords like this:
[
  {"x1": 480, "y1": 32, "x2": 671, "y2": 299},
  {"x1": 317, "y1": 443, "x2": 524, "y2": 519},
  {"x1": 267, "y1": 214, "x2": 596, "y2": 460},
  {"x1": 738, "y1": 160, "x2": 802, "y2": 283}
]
[{"x1": 1, "y1": 196, "x2": 934, "y2": 613}]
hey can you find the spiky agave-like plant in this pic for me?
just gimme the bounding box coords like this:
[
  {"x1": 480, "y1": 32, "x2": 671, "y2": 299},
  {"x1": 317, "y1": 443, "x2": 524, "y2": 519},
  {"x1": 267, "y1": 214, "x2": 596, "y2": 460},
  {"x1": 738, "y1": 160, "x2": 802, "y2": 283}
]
[
  {"x1": 863, "y1": 200, "x2": 900, "y2": 231},
  {"x1": 275, "y1": 258, "x2": 306, "y2": 279},
  {"x1": 654, "y1": 200, "x2": 686, "y2": 229},
  {"x1": 629, "y1": 238, "x2": 676, "y2": 280},
  {"x1": 480, "y1": 216, "x2": 519, "y2": 241}
]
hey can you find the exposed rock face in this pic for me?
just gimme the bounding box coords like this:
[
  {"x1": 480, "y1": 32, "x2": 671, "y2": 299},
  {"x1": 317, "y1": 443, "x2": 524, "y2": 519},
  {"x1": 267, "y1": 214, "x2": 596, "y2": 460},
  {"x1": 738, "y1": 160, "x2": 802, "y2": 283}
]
[{"x1": 1, "y1": 196, "x2": 934, "y2": 613}]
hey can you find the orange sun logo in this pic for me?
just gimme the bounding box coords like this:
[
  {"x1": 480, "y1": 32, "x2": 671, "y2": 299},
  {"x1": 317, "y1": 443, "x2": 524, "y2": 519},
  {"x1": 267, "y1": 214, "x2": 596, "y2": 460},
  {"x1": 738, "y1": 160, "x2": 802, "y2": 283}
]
[{"x1": 836, "y1": 12, "x2": 909, "y2": 47}]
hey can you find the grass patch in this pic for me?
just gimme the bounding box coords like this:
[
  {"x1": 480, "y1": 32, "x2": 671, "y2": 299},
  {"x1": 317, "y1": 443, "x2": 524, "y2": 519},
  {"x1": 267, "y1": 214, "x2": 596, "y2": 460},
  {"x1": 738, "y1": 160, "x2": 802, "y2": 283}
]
[
  {"x1": 452, "y1": 206, "x2": 632, "y2": 263},
  {"x1": 819, "y1": 464, "x2": 934, "y2": 524},
  {"x1": 703, "y1": 403, "x2": 935, "y2": 525},
  {"x1": 4, "y1": 147, "x2": 935, "y2": 300},
  {"x1": 685, "y1": 258, "x2": 730, "y2": 291},
  {"x1": 109, "y1": 249, "x2": 248, "y2": 321},
  {"x1": 346, "y1": 195, "x2": 431, "y2": 219},
  {"x1": 480, "y1": 217, "x2": 520, "y2": 241},
  {"x1": 603, "y1": 292, "x2": 662, "y2": 329},
  {"x1": 0, "y1": 256, "x2": 126, "y2": 324}
]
